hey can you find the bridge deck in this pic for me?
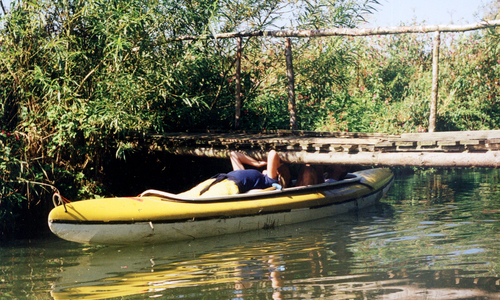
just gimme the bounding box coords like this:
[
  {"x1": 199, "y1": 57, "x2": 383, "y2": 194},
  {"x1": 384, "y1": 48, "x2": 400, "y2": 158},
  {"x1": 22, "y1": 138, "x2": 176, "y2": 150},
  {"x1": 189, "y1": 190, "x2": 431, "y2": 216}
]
[{"x1": 134, "y1": 130, "x2": 500, "y2": 168}]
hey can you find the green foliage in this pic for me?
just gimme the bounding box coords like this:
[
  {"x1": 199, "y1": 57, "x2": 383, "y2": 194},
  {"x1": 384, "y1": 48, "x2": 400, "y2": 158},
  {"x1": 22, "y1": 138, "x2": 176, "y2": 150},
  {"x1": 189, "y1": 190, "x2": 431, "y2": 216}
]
[
  {"x1": 293, "y1": 0, "x2": 380, "y2": 29},
  {"x1": 437, "y1": 32, "x2": 500, "y2": 130},
  {"x1": 324, "y1": 29, "x2": 500, "y2": 134},
  {"x1": 0, "y1": 131, "x2": 26, "y2": 236},
  {"x1": 0, "y1": 0, "x2": 382, "y2": 238},
  {"x1": 1, "y1": 0, "x2": 500, "y2": 239}
]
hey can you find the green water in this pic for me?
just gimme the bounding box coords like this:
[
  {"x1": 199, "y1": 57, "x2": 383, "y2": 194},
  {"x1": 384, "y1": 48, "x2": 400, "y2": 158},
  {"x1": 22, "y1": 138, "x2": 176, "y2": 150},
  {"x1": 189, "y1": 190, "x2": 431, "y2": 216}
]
[{"x1": 1, "y1": 168, "x2": 500, "y2": 299}]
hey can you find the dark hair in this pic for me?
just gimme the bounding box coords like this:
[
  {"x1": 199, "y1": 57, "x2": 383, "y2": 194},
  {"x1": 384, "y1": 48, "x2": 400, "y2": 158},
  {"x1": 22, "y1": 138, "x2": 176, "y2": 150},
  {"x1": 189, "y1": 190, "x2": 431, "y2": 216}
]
[{"x1": 277, "y1": 164, "x2": 291, "y2": 188}]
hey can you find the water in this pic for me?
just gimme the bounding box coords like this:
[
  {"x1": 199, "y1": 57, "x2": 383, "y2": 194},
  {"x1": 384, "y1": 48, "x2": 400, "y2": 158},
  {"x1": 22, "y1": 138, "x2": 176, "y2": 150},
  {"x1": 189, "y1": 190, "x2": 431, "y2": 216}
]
[{"x1": 1, "y1": 168, "x2": 500, "y2": 299}]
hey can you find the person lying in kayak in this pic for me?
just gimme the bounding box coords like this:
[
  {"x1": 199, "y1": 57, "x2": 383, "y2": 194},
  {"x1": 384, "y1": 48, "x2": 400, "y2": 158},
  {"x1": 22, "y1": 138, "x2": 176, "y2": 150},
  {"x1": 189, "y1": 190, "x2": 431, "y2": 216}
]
[
  {"x1": 295, "y1": 164, "x2": 349, "y2": 186},
  {"x1": 179, "y1": 150, "x2": 291, "y2": 197}
]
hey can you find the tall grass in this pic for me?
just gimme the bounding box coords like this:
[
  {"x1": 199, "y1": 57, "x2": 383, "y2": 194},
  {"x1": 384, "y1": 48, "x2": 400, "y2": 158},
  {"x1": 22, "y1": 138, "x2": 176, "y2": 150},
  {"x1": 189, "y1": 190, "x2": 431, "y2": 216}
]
[{"x1": 0, "y1": 0, "x2": 381, "y2": 238}]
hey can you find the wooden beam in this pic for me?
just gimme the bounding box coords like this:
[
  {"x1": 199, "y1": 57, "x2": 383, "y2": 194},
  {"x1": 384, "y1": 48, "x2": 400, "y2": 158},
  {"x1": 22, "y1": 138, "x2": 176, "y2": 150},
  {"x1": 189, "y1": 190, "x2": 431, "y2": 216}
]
[
  {"x1": 399, "y1": 130, "x2": 500, "y2": 140},
  {"x1": 278, "y1": 151, "x2": 500, "y2": 168},
  {"x1": 169, "y1": 147, "x2": 500, "y2": 168},
  {"x1": 165, "y1": 20, "x2": 500, "y2": 42},
  {"x1": 139, "y1": 130, "x2": 500, "y2": 168}
]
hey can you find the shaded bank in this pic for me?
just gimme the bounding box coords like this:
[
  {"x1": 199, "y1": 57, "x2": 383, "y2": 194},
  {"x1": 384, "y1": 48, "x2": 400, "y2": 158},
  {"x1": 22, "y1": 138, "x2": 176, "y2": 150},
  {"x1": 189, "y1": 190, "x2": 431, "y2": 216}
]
[
  {"x1": 103, "y1": 150, "x2": 232, "y2": 196},
  {"x1": 5, "y1": 151, "x2": 230, "y2": 241}
]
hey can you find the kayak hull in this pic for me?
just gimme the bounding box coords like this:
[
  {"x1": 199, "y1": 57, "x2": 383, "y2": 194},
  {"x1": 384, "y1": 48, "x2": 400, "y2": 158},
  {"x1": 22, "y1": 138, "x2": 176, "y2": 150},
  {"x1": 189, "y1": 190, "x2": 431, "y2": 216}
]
[{"x1": 48, "y1": 168, "x2": 394, "y2": 245}]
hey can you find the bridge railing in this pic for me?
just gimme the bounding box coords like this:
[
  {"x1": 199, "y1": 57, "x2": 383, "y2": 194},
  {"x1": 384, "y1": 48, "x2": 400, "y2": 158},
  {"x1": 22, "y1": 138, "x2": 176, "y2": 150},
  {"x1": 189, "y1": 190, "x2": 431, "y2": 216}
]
[{"x1": 165, "y1": 20, "x2": 500, "y2": 131}]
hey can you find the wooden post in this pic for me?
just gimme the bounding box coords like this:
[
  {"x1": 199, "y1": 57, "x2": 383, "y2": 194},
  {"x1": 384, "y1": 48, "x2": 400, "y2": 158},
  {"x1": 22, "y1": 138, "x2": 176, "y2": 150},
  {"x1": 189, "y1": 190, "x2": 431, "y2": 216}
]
[
  {"x1": 429, "y1": 31, "x2": 440, "y2": 133},
  {"x1": 235, "y1": 37, "x2": 242, "y2": 129},
  {"x1": 285, "y1": 38, "x2": 297, "y2": 130}
]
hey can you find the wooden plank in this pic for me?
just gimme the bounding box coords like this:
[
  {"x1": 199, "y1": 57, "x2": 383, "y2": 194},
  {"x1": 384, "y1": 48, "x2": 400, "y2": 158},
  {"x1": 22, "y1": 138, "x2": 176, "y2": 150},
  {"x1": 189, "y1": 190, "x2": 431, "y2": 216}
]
[
  {"x1": 375, "y1": 141, "x2": 395, "y2": 147},
  {"x1": 460, "y1": 140, "x2": 481, "y2": 145},
  {"x1": 304, "y1": 143, "x2": 317, "y2": 152},
  {"x1": 487, "y1": 140, "x2": 500, "y2": 151},
  {"x1": 274, "y1": 143, "x2": 288, "y2": 151},
  {"x1": 400, "y1": 130, "x2": 500, "y2": 141},
  {"x1": 317, "y1": 144, "x2": 331, "y2": 152},
  {"x1": 345, "y1": 145, "x2": 360, "y2": 153},
  {"x1": 359, "y1": 144, "x2": 375, "y2": 152},
  {"x1": 396, "y1": 141, "x2": 416, "y2": 147},
  {"x1": 332, "y1": 145, "x2": 344, "y2": 152},
  {"x1": 438, "y1": 141, "x2": 458, "y2": 146},
  {"x1": 235, "y1": 142, "x2": 253, "y2": 149},
  {"x1": 418, "y1": 141, "x2": 440, "y2": 151},
  {"x1": 154, "y1": 131, "x2": 500, "y2": 150},
  {"x1": 286, "y1": 144, "x2": 302, "y2": 151}
]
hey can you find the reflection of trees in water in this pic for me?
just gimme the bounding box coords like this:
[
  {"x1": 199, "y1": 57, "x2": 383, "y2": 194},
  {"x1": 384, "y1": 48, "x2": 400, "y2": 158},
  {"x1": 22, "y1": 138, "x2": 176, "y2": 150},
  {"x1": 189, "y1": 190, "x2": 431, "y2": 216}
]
[
  {"x1": 387, "y1": 168, "x2": 500, "y2": 207},
  {"x1": 50, "y1": 217, "x2": 355, "y2": 299},
  {"x1": 343, "y1": 168, "x2": 500, "y2": 299}
]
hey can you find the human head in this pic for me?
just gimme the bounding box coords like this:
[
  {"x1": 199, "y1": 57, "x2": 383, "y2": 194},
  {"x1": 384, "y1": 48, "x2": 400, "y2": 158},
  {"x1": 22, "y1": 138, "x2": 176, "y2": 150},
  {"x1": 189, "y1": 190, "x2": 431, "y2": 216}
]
[
  {"x1": 326, "y1": 165, "x2": 349, "y2": 181},
  {"x1": 277, "y1": 164, "x2": 291, "y2": 188},
  {"x1": 295, "y1": 164, "x2": 318, "y2": 187}
]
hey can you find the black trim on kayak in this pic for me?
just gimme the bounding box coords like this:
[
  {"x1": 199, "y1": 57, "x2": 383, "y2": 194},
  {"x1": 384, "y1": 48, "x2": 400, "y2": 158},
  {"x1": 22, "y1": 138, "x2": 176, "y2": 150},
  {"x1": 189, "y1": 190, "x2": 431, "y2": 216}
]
[
  {"x1": 140, "y1": 174, "x2": 365, "y2": 203},
  {"x1": 50, "y1": 208, "x2": 293, "y2": 225},
  {"x1": 49, "y1": 176, "x2": 394, "y2": 226}
]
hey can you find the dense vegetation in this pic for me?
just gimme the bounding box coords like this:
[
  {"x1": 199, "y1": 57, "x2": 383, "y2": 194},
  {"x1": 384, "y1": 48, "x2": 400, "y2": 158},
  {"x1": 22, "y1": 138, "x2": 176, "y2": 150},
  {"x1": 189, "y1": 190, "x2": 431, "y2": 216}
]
[{"x1": 0, "y1": 0, "x2": 499, "y2": 239}]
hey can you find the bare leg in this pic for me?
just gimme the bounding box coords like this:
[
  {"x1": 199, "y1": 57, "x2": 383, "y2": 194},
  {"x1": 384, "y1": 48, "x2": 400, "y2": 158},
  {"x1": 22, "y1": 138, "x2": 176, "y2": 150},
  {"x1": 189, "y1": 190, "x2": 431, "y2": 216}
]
[
  {"x1": 266, "y1": 150, "x2": 281, "y2": 180},
  {"x1": 230, "y1": 151, "x2": 267, "y2": 170},
  {"x1": 230, "y1": 151, "x2": 245, "y2": 170}
]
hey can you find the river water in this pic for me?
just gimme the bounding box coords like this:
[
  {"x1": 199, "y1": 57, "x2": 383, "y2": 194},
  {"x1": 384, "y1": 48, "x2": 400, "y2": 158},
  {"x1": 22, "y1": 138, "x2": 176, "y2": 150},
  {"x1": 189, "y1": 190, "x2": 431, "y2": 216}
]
[{"x1": 1, "y1": 168, "x2": 499, "y2": 299}]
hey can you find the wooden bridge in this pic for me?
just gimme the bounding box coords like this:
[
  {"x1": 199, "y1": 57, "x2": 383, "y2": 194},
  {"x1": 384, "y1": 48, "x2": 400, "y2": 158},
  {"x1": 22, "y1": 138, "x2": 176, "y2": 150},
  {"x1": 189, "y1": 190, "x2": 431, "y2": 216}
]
[{"x1": 131, "y1": 130, "x2": 500, "y2": 168}]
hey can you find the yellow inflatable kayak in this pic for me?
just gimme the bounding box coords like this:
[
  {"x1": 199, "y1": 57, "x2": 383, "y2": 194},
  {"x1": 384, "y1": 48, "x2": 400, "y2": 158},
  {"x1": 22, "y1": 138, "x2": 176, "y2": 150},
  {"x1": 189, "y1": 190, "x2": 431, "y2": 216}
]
[{"x1": 48, "y1": 168, "x2": 394, "y2": 245}]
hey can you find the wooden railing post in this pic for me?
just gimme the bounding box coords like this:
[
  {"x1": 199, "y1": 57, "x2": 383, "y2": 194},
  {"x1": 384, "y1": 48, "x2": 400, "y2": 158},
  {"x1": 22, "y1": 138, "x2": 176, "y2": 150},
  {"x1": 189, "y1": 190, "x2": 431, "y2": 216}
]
[
  {"x1": 285, "y1": 38, "x2": 297, "y2": 130},
  {"x1": 429, "y1": 31, "x2": 440, "y2": 133},
  {"x1": 235, "y1": 37, "x2": 242, "y2": 130}
]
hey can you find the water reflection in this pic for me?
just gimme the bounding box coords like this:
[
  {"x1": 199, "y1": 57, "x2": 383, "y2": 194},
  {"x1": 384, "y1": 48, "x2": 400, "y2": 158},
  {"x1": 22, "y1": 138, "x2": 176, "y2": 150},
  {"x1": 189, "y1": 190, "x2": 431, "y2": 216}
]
[
  {"x1": 50, "y1": 217, "x2": 354, "y2": 299},
  {"x1": 1, "y1": 168, "x2": 500, "y2": 299},
  {"x1": 52, "y1": 210, "x2": 500, "y2": 298}
]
